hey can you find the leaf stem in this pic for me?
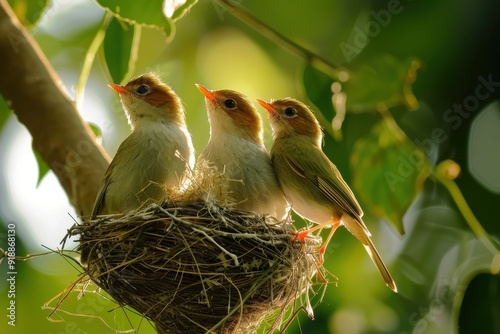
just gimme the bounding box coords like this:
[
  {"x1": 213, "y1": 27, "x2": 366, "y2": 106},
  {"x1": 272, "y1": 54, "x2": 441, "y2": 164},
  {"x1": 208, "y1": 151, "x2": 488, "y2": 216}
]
[
  {"x1": 126, "y1": 24, "x2": 141, "y2": 80},
  {"x1": 431, "y1": 163, "x2": 500, "y2": 256},
  {"x1": 376, "y1": 104, "x2": 407, "y2": 143},
  {"x1": 215, "y1": 0, "x2": 348, "y2": 79},
  {"x1": 75, "y1": 12, "x2": 112, "y2": 107},
  {"x1": 379, "y1": 106, "x2": 500, "y2": 258}
]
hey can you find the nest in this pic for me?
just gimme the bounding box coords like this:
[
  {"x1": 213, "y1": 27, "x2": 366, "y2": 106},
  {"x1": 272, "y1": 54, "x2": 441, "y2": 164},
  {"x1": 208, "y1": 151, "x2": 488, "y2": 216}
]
[{"x1": 68, "y1": 195, "x2": 323, "y2": 333}]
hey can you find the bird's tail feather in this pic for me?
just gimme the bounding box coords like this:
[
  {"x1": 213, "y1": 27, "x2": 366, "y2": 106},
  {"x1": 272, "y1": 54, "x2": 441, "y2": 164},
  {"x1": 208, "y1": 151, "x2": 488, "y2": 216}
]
[{"x1": 343, "y1": 215, "x2": 398, "y2": 292}]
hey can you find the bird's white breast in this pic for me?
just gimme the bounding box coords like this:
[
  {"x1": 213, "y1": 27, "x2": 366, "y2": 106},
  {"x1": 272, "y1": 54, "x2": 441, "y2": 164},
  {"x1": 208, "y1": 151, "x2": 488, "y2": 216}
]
[
  {"x1": 200, "y1": 135, "x2": 286, "y2": 217},
  {"x1": 280, "y1": 182, "x2": 333, "y2": 224}
]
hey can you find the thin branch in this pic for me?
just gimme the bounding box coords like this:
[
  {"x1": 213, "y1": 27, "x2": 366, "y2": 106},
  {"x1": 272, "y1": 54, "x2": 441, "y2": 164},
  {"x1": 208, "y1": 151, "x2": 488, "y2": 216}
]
[
  {"x1": 379, "y1": 106, "x2": 500, "y2": 256},
  {"x1": 431, "y1": 162, "x2": 500, "y2": 256},
  {"x1": 76, "y1": 12, "x2": 112, "y2": 107},
  {"x1": 216, "y1": 0, "x2": 348, "y2": 79},
  {"x1": 376, "y1": 103, "x2": 410, "y2": 143},
  {"x1": 0, "y1": 0, "x2": 110, "y2": 215}
]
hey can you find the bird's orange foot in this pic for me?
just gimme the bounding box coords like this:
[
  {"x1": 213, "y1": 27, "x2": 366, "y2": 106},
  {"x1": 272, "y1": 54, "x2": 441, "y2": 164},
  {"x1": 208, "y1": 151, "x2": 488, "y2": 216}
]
[
  {"x1": 291, "y1": 230, "x2": 309, "y2": 242},
  {"x1": 317, "y1": 244, "x2": 328, "y2": 265}
]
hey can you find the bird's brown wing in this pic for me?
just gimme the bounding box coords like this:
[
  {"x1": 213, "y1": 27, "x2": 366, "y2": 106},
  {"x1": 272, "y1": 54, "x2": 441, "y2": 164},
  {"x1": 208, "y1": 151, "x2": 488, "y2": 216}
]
[
  {"x1": 90, "y1": 133, "x2": 136, "y2": 217},
  {"x1": 91, "y1": 164, "x2": 113, "y2": 217},
  {"x1": 281, "y1": 143, "x2": 364, "y2": 220}
]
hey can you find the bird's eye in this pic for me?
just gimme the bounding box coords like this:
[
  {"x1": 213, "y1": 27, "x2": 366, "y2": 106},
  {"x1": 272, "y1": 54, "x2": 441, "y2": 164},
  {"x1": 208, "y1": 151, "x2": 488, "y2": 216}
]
[
  {"x1": 224, "y1": 99, "x2": 237, "y2": 109},
  {"x1": 284, "y1": 107, "x2": 297, "y2": 117},
  {"x1": 135, "y1": 85, "x2": 150, "y2": 95}
]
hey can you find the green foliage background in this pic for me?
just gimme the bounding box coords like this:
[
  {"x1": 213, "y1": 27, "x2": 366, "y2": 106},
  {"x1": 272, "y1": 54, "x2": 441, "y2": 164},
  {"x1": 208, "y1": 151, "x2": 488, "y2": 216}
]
[{"x1": 1, "y1": 0, "x2": 499, "y2": 333}]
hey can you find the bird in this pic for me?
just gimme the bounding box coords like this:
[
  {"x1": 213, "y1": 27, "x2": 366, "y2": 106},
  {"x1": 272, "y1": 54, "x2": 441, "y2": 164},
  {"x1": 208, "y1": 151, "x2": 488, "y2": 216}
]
[
  {"x1": 196, "y1": 84, "x2": 287, "y2": 218},
  {"x1": 257, "y1": 98, "x2": 397, "y2": 292},
  {"x1": 91, "y1": 73, "x2": 195, "y2": 217}
]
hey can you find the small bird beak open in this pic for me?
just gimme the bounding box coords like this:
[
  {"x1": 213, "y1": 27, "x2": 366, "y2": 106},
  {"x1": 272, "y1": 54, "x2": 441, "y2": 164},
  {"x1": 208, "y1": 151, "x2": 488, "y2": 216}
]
[
  {"x1": 108, "y1": 84, "x2": 128, "y2": 95},
  {"x1": 195, "y1": 84, "x2": 217, "y2": 102},
  {"x1": 256, "y1": 99, "x2": 277, "y2": 114}
]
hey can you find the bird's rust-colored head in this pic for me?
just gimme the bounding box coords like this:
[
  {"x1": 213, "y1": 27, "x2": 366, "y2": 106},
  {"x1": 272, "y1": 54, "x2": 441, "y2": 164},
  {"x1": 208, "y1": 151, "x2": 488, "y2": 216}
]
[
  {"x1": 110, "y1": 73, "x2": 185, "y2": 128},
  {"x1": 196, "y1": 84, "x2": 263, "y2": 144},
  {"x1": 257, "y1": 98, "x2": 322, "y2": 146}
]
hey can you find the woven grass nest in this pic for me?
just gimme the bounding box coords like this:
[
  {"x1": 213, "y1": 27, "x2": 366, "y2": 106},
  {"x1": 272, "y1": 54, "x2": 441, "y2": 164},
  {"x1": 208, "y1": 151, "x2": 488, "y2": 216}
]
[{"x1": 67, "y1": 169, "x2": 324, "y2": 334}]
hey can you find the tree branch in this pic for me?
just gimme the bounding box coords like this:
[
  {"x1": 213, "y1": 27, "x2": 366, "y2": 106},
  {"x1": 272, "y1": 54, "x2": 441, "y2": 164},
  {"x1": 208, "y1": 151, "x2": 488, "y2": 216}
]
[
  {"x1": 0, "y1": 0, "x2": 110, "y2": 215},
  {"x1": 216, "y1": 0, "x2": 349, "y2": 79}
]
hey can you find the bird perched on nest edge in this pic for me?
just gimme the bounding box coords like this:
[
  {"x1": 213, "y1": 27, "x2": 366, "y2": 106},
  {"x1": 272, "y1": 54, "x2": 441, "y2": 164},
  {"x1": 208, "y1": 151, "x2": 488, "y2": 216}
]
[
  {"x1": 91, "y1": 73, "x2": 195, "y2": 217},
  {"x1": 196, "y1": 84, "x2": 287, "y2": 219},
  {"x1": 257, "y1": 97, "x2": 397, "y2": 292}
]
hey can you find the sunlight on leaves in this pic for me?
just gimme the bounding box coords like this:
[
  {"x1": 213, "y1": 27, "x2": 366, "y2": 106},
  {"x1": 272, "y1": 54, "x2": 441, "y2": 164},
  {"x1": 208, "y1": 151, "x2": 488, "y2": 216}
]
[
  {"x1": 97, "y1": 0, "x2": 174, "y2": 38},
  {"x1": 172, "y1": 0, "x2": 198, "y2": 22},
  {"x1": 350, "y1": 121, "x2": 431, "y2": 234},
  {"x1": 163, "y1": 0, "x2": 187, "y2": 18},
  {"x1": 163, "y1": 0, "x2": 198, "y2": 21}
]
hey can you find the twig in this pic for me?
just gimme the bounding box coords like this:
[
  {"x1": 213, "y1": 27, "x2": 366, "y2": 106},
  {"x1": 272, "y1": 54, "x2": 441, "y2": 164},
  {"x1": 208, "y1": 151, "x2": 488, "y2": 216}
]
[
  {"x1": 376, "y1": 104, "x2": 407, "y2": 143},
  {"x1": 216, "y1": 0, "x2": 348, "y2": 79},
  {"x1": 192, "y1": 227, "x2": 240, "y2": 266},
  {"x1": 75, "y1": 12, "x2": 112, "y2": 107},
  {"x1": 431, "y1": 161, "x2": 500, "y2": 258}
]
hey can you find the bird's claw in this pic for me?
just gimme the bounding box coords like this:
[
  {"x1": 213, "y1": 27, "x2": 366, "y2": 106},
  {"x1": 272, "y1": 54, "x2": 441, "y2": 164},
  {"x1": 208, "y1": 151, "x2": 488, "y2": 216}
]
[
  {"x1": 291, "y1": 230, "x2": 309, "y2": 242},
  {"x1": 317, "y1": 245, "x2": 327, "y2": 265}
]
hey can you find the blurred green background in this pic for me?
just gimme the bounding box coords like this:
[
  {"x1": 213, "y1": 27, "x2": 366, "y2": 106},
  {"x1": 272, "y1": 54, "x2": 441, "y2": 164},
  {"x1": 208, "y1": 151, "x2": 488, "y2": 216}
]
[{"x1": 1, "y1": 0, "x2": 499, "y2": 333}]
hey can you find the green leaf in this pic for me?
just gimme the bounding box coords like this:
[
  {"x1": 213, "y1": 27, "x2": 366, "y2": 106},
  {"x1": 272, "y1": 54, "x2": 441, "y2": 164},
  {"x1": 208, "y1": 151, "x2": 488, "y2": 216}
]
[
  {"x1": 302, "y1": 64, "x2": 335, "y2": 119},
  {"x1": 169, "y1": 0, "x2": 198, "y2": 21},
  {"x1": 0, "y1": 97, "x2": 12, "y2": 132},
  {"x1": 301, "y1": 64, "x2": 340, "y2": 139},
  {"x1": 87, "y1": 122, "x2": 103, "y2": 142},
  {"x1": 7, "y1": 0, "x2": 49, "y2": 28},
  {"x1": 103, "y1": 17, "x2": 138, "y2": 84},
  {"x1": 33, "y1": 149, "x2": 50, "y2": 187},
  {"x1": 96, "y1": 0, "x2": 174, "y2": 38},
  {"x1": 343, "y1": 54, "x2": 420, "y2": 112},
  {"x1": 350, "y1": 121, "x2": 431, "y2": 234}
]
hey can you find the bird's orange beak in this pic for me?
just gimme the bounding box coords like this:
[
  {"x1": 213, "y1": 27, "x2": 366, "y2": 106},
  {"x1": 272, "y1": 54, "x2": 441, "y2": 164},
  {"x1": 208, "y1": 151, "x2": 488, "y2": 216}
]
[
  {"x1": 256, "y1": 99, "x2": 277, "y2": 114},
  {"x1": 195, "y1": 84, "x2": 217, "y2": 103},
  {"x1": 108, "y1": 84, "x2": 128, "y2": 95}
]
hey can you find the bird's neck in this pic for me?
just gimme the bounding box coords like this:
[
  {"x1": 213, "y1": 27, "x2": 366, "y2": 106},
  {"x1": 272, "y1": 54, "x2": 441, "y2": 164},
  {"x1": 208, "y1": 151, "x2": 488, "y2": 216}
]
[
  {"x1": 208, "y1": 129, "x2": 263, "y2": 147},
  {"x1": 274, "y1": 132, "x2": 321, "y2": 148},
  {"x1": 126, "y1": 107, "x2": 185, "y2": 131},
  {"x1": 208, "y1": 120, "x2": 263, "y2": 146}
]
